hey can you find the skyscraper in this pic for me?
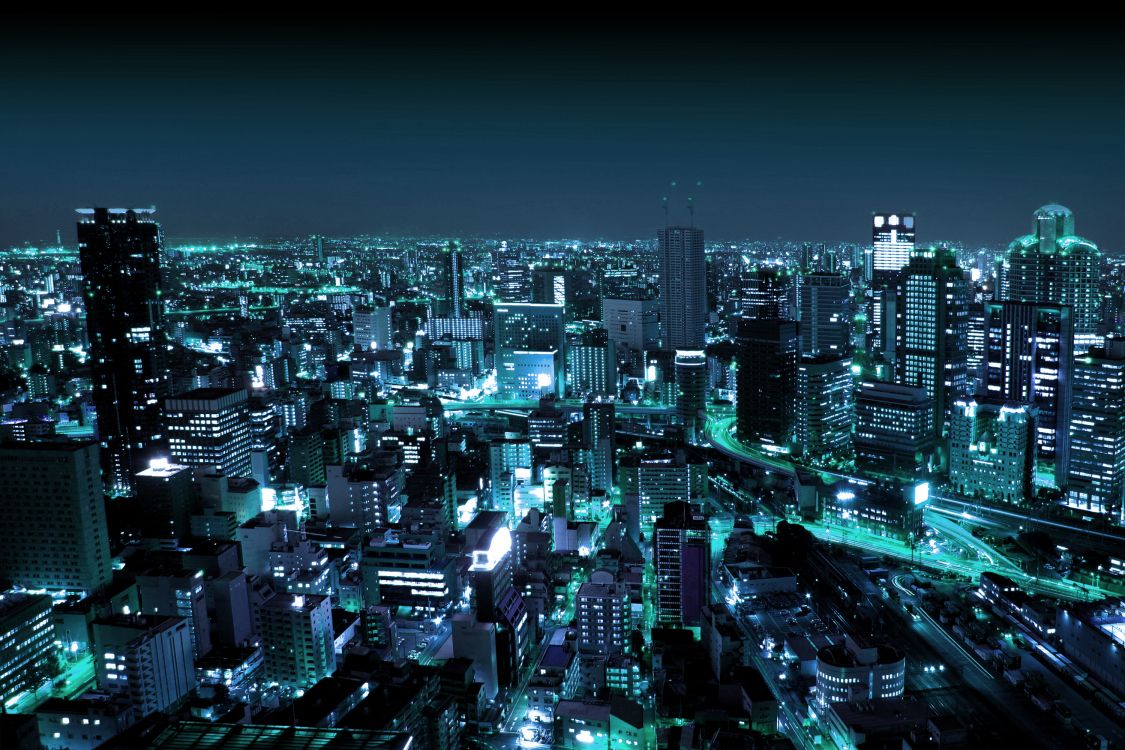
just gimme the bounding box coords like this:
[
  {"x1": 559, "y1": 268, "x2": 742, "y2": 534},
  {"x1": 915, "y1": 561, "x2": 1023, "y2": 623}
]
[
  {"x1": 871, "y1": 212, "x2": 915, "y2": 274},
  {"x1": 657, "y1": 226, "x2": 707, "y2": 351},
  {"x1": 895, "y1": 247, "x2": 970, "y2": 445},
  {"x1": 1006, "y1": 204, "x2": 1101, "y2": 350},
  {"x1": 442, "y1": 241, "x2": 465, "y2": 317},
  {"x1": 654, "y1": 501, "x2": 710, "y2": 628},
  {"x1": 566, "y1": 326, "x2": 615, "y2": 397},
  {"x1": 531, "y1": 263, "x2": 568, "y2": 307},
  {"x1": 0, "y1": 440, "x2": 111, "y2": 596},
  {"x1": 674, "y1": 350, "x2": 708, "y2": 443},
  {"x1": 981, "y1": 301, "x2": 1073, "y2": 487},
  {"x1": 740, "y1": 267, "x2": 794, "y2": 320},
  {"x1": 797, "y1": 354, "x2": 855, "y2": 463},
  {"x1": 735, "y1": 318, "x2": 799, "y2": 447},
  {"x1": 78, "y1": 207, "x2": 170, "y2": 495},
  {"x1": 1068, "y1": 336, "x2": 1125, "y2": 519},
  {"x1": 798, "y1": 271, "x2": 852, "y2": 356},
  {"x1": 582, "y1": 399, "x2": 615, "y2": 494},
  {"x1": 492, "y1": 241, "x2": 531, "y2": 302}
]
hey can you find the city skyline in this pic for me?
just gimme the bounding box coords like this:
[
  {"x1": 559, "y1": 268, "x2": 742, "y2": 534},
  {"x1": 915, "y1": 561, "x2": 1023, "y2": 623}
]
[{"x1": 7, "y1": 18, "x2": 1125, "y2": 750}]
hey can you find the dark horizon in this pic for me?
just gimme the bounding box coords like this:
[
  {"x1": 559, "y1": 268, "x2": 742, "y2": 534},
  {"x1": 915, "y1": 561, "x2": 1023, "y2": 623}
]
[{"x1": 2, "y1": 20, "x2": 1123, "y2": 248}]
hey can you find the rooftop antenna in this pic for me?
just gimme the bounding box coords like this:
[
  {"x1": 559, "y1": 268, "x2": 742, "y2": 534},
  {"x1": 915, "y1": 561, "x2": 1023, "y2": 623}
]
[
  {"x1": 687, "y1": 196, "x2": 695, "y2": 228},
  {"x1": 662, "y1": 195, "x2": 669, "y2": 226}
]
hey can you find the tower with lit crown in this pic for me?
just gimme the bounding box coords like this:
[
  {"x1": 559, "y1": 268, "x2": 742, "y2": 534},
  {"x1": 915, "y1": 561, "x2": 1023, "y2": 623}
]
[{"x1": 1006, "y1": 204, "x2": 1100, "y2": 350}]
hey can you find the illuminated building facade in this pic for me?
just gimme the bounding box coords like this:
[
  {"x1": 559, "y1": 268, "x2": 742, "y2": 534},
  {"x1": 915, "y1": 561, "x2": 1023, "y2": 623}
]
[
  {"x1": 894, "y1": 246, "x2": 970, "y2": 445},
  {"x1": 0, "y1": 440, "x2": 111, "y2": 596},
  {"x1": 1006, "y1": 204, "x2": 1101, "y2": 350},
  {"x1": 361, "y1": 531, "x2": 458, "y2": 611},
  {"x1": 815, "y1": 636, "x2": 905, "y2": 706},
  {"x1": 255, "y1": 592, "x2": 335, "y2": 690},
  {"x1": 658, "y1": 226, "x2": 707, "y2": 351},
  {"x1": 981, "y1": 301, "x2": 1073, "y2": 487},
  {"x1": 0, "y1": 593, "x2": 54, "y2": 707},
  {"x1": 92, "y1": 614, "x2": 196, "y2": 717},
  {"x1": 798, "y1": 271, "x2": 851, "y2": 356},
  {"x1": 165, "y1": 387, "x2": 253, "y2": 478},
  {"x1": 576, "y1": 573, "x2": 631, "y2": 657},
  {"x1": 948, "y1": 399, "x2": 1036, "y2": 505},
  {"x1": 854, "y1": 381, "x2": 934, "y2": 469},
  {"x1": 566, "y1": 326, "x2": 615, "y2": 397},
  {"x1": 494, "y1": 303, "x2": 564, "y2": 399},
  {"x1": 796, "y1": 354, "x2": 854, "y2": 463},
  {"x1": 1068, "y1": 337, "x2": 1125, "y2": 518},
  {"x1": 674, "y1": 349, "x2": 707, "y2": 442},
  {"x1": 871, "y1": 213, "x2": 915, "y2": 274},
  {"x1": 654, "y1": 501, "x2": 710, "y2": 628}
]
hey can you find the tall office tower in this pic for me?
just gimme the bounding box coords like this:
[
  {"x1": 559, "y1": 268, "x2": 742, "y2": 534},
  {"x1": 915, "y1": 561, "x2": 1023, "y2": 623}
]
[
  {"x1": 165, "y1": 388, "x2": 253, "y2": 478},
  {"x1": 872, "y1": 212, "x2": 916, "y2": 274},
  {"x1": 493, "y1": 241, "x2": 531, "y2": 302},
  {"x1": 442, "y1": 241, "x2": 465, "y2": 317},
  {"x1": 0, "y1": 441, "x2": 110, "y2": 596},
  {"x1": 531, "y1": 264, "x2": 568, "y2": 307},
  {"x1": 740, "y1": 268, "x2": 794, "y2": 320},
  {"x1": 582, "y1": 399, "x2": 615, "y2": 494},
  {"x1": 77, "y1": 207, "x2": 170, "y2": 495},
  {"x1": 255, "y1": 592, "x2": 335, "y2": 690},
  {"x1": 1068, "y1": 336, "x2": 1125, "y2": 519},
  {"x1": 353, "y1": 303, "x2": 394, "y2": 351},
  {"x1": 1006, "y1": 204, "x2": 1101, "y2": 350},
  {"x1": 654, "y1": 501, "x2": 710, "y2": 628},
  {"x1": 601, "y1": 294, "x2": 661, "y2": 373},
  {"x1": 576, "y1": 572, "x2": 631, "y2": 656},
  {"x1": 949, "y1": 400, "x2": 1037, "y2": 505},
  {"x1": 674, "y1": 350, "x2": 708, "y2": 443},
  {"x1": 493, "y1": 303, "x2": 565, "y2": 399},
  {"x1": 0, "y1": 594, "x2": 54, "y2": 707},
  {"x1": 798, "y1": 271, "x2": 852, "y2": 356},
  {"x1": 854, "y1": 381, "x2": 934, "y2": 470},
  {"x1": 566, "y1": 326, "x2": 616, "y2": 397},
  {"x1": 657, "y1": 226, "x2": 707, "y2": 351},
  {"x1": 735, "y1": 318, "x2": 799, "y2": 447},
  {"x1": 981, "y1": 301, "x2": 1073, "y2": 487},
  {"x1": 796, "y1": 354, "x2": 855, "y2": 463},
  {"x1": 93, "y1": 615, "x2": 196, "y2": 717},
  {"x1": 966, "y1": 303, "x2": 987, "y2": 394},
  {"x1": 895, "y1": 247, "x2": 971, "y2": 446}
]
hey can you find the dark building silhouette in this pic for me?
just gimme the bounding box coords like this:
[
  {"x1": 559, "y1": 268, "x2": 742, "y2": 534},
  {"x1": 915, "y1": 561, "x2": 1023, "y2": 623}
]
[
  {"x1": 78, "y1": 207, "x2": 170, "y2": 495},
  {"x1": 736, "y1": 317, "x2": 798, "y2": 448}
]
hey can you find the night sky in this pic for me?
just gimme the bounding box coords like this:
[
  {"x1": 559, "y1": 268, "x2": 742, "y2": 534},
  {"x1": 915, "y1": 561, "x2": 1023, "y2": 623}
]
[{"x1": 2, "y1": 21, "x2": 1123, "y2": 248}]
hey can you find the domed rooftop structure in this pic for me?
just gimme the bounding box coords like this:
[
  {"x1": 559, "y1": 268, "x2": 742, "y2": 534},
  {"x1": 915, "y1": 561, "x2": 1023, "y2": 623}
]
[
  {"x1": 1033, "y1": 203, "x2": 1076, "y2": 240},
  {"x1": 1034, "y1": 203, "x2": 1073, "y2": 220}
]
